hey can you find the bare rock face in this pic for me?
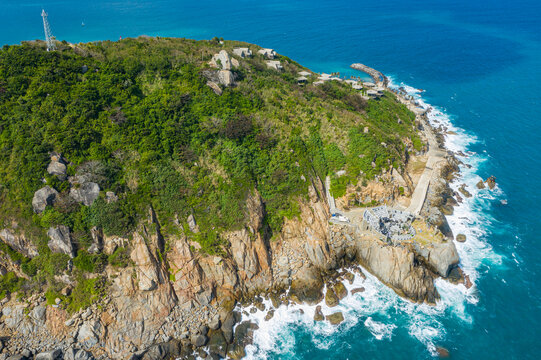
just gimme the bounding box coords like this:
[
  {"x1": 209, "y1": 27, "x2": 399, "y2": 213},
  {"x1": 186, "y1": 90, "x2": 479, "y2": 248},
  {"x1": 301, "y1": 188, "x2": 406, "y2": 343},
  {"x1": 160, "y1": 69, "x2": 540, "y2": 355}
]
[
  {"x1": 77, "y1": 320, "x2": 103, "y2": 349},
  {"x1": 130, "y1": 232, "x2": 161, "y2": 291},
  {"x1": 47, "y1": 225, "x2": 74, "y2": 257},
  {"x1": 69, "y1": 182, "x2": 100, "y2": 206},
  {"x1": 210, "y1": 50, "x2": 232, "y2": 70},
  {"x1": 103, "y1": 235, "x2": 128, "y2": 255},
  {"x1": 32, "y1": 186, "x2": 59, "y2": 213},
  {"x1": 218, "y1": 70, "x2": 235, "y2": 87},
  {"x1": 352, "y1": 228, "x2": 439, "y2": 303},
  {"x1": 413, "y1": 241, "x2": 460, "y2": 277},
  {"x1": 88, "y1": 227, "x2": 103, "y2": 254},
  {"x1": 187, "y1": 214, "x2": 199, "y2": 233},
  {"x1": 0, "y1": 228, "x2": 39, "y2": 258},
  {"x1": 47, "y1": 159, "x2": 67, "y2": 181}
]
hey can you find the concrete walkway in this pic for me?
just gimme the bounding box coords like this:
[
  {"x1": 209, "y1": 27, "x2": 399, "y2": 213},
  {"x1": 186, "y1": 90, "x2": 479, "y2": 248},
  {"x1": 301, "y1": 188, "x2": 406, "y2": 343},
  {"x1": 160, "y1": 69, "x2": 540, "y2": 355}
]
[
  {"x1": 406, "y1": 118, "x2": 446, "y2": 215},
  {"x1": 325, "y1": 175, "x2": 337, "y2": 214}
]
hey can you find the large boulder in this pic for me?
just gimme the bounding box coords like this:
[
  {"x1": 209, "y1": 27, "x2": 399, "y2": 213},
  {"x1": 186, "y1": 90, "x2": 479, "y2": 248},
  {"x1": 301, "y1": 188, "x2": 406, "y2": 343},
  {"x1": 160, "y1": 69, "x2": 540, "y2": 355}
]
[
  {"x1": 190, "y1": 334, "x2": 207, "y2": 348},
  {"x1": 324, "y1": 288, "x2": 339, "y2": 307},
  {"x1": 32, "y1": 186, "x2": 59, "y2": 213},
  {"x1": 47, "y1": 225, "x2": 74, "y2": 257},
  {"x1": 69, "y1": 182, "x2": 100, "y2": 206},
  {"x1": 47, "y1": 160, "x2": 67, "y2": 181},
  {"x1": 77, "y1": 320, "x2": 102, "y2": 349},
  {"x1": 326, "y1": 312, "x2": 344, "y2": 325},
  {"x1": 288, "y1": 266, "x2": 323, "y2": 304},
  {"x1": 218, "y1": 70, "x2": 235, "y2": 87},
  {"x1": 211, "y1": 50, "x2": 232, "y2": 70},
  {"x1": 141, "y1": 341, "x2": 180, "y2": 360},
  {"x1": 414, "y1": 241, "x2": 459, "y2": 278},
  {"x1": 333, "y1": 282, "x2": 348, "y2": 300},
  {"x1": 485, "y1": 176, "x2": 497, "y2": 190},
  {"x1": 34, "y1": 349, "x2": 62, "y2": 360},
  {"x1": 207, "y1": 329, "x2": 228, "y2": 358}
]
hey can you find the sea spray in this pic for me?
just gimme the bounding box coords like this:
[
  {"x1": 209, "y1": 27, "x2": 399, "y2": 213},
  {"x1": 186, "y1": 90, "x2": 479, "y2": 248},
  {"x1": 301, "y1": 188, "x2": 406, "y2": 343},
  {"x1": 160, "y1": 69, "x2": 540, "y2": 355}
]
[{"x1": 239, "y1": 78, "x2": 503, "y2": 359}]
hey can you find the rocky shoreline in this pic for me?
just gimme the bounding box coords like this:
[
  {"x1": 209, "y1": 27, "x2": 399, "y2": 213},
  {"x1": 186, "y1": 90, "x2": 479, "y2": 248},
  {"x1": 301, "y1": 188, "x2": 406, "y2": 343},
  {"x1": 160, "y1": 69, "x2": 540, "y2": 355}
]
[{"x1": 0, "y1": 67, "x2": 483, "y2": 360}]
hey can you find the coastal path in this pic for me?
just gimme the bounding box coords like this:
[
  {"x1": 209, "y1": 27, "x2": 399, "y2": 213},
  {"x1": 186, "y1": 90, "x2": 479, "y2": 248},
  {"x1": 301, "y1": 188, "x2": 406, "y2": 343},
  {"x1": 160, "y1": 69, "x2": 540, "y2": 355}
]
[{"x1": 406, "y1": 117, "x2": 446, "y2": 214}]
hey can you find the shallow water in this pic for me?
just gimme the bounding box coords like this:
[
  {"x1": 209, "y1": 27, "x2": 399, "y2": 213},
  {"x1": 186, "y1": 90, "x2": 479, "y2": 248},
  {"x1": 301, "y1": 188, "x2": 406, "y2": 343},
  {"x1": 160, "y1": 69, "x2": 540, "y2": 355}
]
[{"x1": 2, "y1": 0, "x2": 540, "y2": 358}]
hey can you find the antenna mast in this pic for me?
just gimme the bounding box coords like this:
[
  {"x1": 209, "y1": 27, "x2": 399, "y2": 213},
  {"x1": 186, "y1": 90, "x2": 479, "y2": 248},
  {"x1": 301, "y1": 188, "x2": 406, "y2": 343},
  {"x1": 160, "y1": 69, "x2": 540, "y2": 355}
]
[{"x1": 41, "y1": 9, "x2": 56, "y2": 51}]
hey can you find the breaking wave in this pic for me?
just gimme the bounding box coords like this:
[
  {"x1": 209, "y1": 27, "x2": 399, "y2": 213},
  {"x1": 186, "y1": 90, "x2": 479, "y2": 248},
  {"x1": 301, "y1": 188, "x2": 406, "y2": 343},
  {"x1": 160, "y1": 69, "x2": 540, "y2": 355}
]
[{"x1": 234, "y1": 77, "x2": 503, "y2": 359}]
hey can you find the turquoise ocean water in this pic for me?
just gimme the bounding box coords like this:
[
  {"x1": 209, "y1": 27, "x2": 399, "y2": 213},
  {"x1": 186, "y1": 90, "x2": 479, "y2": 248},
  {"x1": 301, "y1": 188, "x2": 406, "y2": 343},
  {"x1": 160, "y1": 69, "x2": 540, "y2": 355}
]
[{"x1": 1, "y1": 0, "x2": 540, "y2": 358}]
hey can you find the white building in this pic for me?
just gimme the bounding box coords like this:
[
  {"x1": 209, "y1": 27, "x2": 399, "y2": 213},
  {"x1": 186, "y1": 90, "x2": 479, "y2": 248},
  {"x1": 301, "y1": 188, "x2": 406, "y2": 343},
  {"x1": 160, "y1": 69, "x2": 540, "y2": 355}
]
[{"x1": 233, "y1": 47, "x2": 252, "y2": 58}]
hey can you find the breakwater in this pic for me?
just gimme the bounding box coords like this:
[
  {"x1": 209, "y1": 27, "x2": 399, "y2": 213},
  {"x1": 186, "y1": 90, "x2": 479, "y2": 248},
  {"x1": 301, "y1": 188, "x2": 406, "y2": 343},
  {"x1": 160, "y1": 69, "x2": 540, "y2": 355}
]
[{"x1": 350, "y1": 63, "x2": 388, "y2": 86}]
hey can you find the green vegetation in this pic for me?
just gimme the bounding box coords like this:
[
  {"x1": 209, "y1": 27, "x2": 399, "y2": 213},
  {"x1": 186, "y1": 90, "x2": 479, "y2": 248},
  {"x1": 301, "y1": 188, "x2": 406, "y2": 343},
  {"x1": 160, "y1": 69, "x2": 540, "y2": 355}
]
[{"x1": 0, "y1": 37, "x2": 422, "y2": 304}]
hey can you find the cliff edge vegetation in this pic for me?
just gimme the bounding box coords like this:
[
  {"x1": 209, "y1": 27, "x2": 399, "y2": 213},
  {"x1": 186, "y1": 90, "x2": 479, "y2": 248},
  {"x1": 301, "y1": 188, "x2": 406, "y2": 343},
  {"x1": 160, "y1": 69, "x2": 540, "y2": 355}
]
[{"x1": 0, "y1": 37, "x2": 422, "y2": 302}]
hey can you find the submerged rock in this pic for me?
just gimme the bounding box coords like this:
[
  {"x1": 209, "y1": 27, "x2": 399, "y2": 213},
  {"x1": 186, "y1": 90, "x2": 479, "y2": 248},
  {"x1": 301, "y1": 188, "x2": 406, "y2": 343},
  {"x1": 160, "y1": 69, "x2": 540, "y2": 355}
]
[
  {"x1": 436, "y1": 346, "x2": 450, "y2": 358},
  {"x1": 351, "y1": 287, "x2": 365, "y2": 295},
  {"x1": 458, "y1": 184, "x2": 472, "y2": 198},
  {"x1": 325, "y1": 288, "x2": 339, "y2": 307},
  {"x1": 485, "y1": 175, "x2": 497, "y2": 190},
  {"x1": 326, "y1": 311, "x2": 344, "y2": 325},
  {"x1": 313, "y1": 305, "x2": 324, "y2": 322},
  {"x1": 476, "y1": 180, "x2": 485, "y2": 189},
  {"x1": 333, "y1": 282, "x2": 348, "y2": 300},
  {"x1": 456, "y1": 234, "x2": 466, "y2": 243}
]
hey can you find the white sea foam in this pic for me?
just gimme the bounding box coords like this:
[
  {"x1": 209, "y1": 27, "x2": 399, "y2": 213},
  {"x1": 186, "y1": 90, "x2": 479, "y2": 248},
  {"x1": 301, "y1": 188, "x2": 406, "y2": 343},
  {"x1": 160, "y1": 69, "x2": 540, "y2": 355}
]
[{"x1": 239, "y1": 76, "x2": 502, "y2": 359}]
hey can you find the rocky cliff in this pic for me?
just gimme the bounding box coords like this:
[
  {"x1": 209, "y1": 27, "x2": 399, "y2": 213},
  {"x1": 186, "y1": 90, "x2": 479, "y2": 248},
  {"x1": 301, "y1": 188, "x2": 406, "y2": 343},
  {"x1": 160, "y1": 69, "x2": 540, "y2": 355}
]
[{"x1": 1, "y1": 174, "x2": 461, "y2": 359}]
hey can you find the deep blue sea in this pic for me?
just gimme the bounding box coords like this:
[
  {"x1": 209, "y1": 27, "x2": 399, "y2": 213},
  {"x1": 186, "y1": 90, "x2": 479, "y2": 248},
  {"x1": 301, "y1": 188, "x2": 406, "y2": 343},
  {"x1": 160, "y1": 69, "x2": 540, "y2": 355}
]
[{"x1": 2, "y1": 0, "x2": 540, "y2": 358}]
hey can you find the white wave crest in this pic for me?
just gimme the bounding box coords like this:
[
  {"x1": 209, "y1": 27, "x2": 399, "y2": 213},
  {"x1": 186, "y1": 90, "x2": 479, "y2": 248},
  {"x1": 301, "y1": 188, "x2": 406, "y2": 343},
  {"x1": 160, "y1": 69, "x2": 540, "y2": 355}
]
[{"x1": 239, "y1": 76, "x2": 503, "y2": 359}]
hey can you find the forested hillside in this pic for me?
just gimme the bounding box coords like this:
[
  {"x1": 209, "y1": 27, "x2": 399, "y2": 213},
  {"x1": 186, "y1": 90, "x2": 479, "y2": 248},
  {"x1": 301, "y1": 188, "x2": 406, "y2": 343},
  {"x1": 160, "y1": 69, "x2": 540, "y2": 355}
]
[{"x1": 0, "y1": 37, "x2": 421, "y2": 302}]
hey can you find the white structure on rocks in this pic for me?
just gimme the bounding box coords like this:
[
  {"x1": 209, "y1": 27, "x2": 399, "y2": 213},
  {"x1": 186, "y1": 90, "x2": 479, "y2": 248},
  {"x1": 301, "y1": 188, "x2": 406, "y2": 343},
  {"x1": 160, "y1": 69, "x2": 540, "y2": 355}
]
[
  {"x1": 233, "y1": 47, "x2": 252, "y2": 58},
  {"x1": 266, "y1": 60, "x2": 283, "y2": 71},
  {"x1": 363, "y1": 206, "x2": 416, "y2": 242},
  {"x1": 258, "y1": 48, "x2": 276, "y2": 59}
]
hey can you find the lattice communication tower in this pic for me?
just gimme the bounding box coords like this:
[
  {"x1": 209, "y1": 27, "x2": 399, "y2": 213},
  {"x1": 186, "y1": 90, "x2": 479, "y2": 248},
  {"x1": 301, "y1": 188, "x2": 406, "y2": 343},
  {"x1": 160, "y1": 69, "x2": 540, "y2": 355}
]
[{"x1": 41, "y1": 9, "x2": 57, "y2": 51}]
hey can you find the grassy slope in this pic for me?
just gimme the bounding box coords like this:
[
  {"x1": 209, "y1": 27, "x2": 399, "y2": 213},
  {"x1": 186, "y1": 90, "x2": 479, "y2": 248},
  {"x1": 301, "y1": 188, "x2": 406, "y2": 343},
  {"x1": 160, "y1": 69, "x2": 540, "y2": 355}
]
[{"x1": 0, "y1": 37, "x2": 423, "y2": 304}]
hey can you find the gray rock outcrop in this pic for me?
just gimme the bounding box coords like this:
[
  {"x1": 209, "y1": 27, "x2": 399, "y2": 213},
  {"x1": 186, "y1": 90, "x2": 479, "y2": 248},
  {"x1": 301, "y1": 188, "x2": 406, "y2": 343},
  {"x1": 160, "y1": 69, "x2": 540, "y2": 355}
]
[
  {"x1": 0, "y1": 228, "x2": 39, "y2": 258},
  {"x1": 47, "y1": 225, "x2": 74, "y2": 257},
  {"x1": 218, "y1": 70, "x2": 235, "y2": 87},
  {"x1": 47, "y1": 160, "x2": 67, "y2": 181},
  {"x1": 211, "y1": 50, "x2": 232, "y2": 70},
  {"x1": 69, "y1": 182, "x2": 100, "y2": 206},
  {"x1": 413, "y1": 241, "x2": 460, "y2": 277},
  {"x1": 32, "y1": 186, "x2": 58, "y2": 213},
  {"x1": 34, "y1": 349, "x2": 62, "y2": 360},
  {"x1": 88, "y1": 227, "x2": 103, "y2": 254}
]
